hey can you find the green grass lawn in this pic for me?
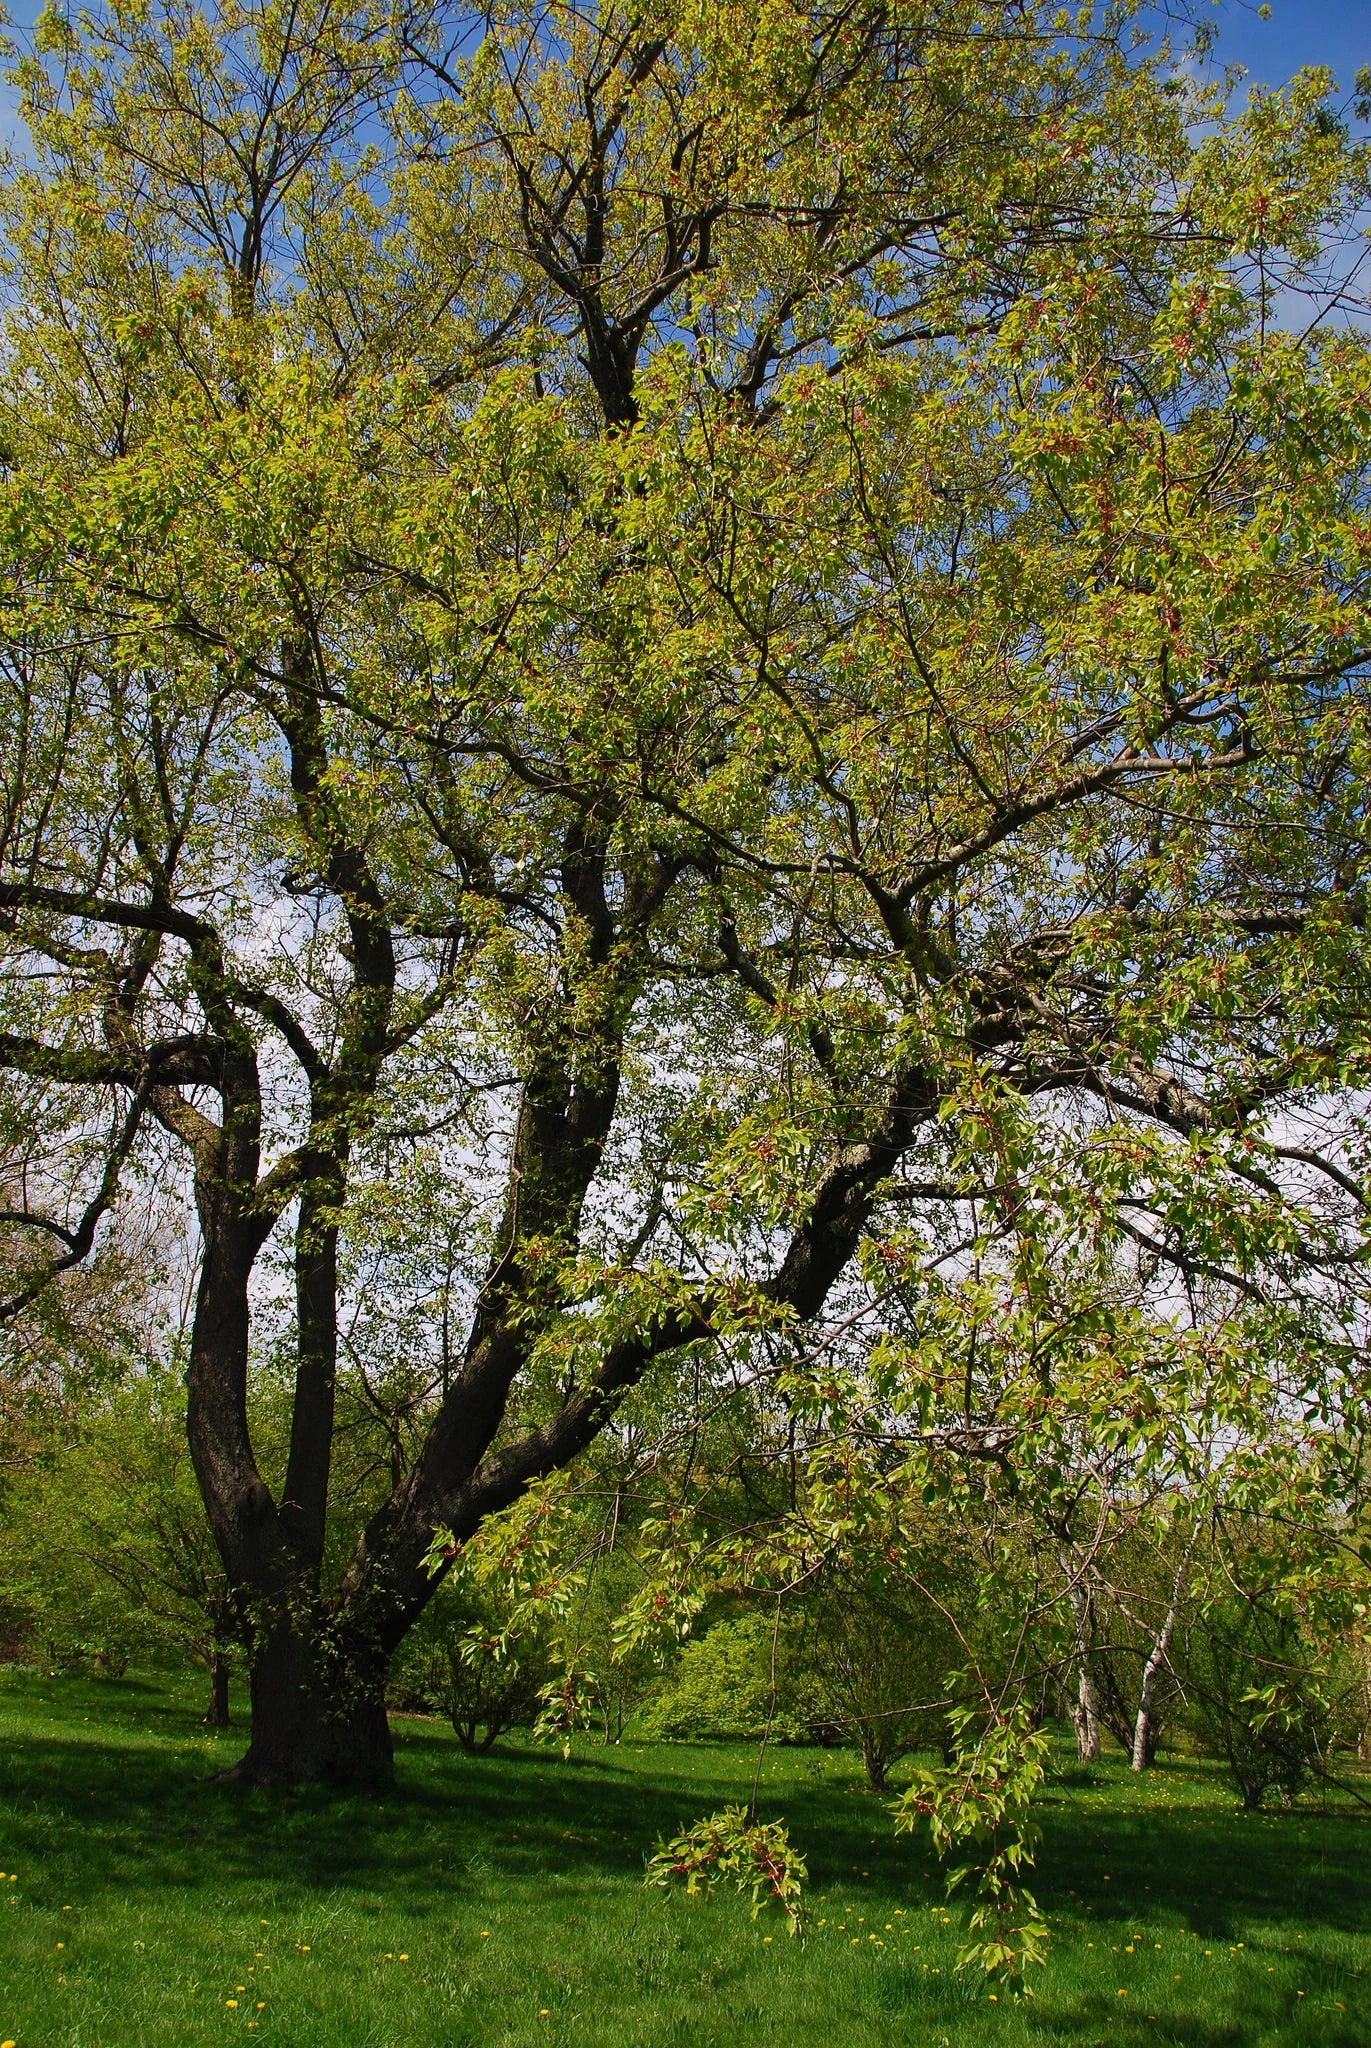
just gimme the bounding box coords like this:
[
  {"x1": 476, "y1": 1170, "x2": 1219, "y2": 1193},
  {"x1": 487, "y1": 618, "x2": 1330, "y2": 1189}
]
[{"x1": 1, "y1": 1668, "x2": 1368, "y2": 2047}]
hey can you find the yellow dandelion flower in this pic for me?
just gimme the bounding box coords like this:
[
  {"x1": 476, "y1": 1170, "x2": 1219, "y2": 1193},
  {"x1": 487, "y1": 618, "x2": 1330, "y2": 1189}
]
[{"x1": 226, "y1": 1999, "x2": 238, "y2": 2009}]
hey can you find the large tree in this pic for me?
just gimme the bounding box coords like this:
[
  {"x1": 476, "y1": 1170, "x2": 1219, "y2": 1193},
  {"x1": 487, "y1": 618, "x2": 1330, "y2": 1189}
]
[{"x1": 0, "y1": 0, "x2": 1368, "y2": 1784}]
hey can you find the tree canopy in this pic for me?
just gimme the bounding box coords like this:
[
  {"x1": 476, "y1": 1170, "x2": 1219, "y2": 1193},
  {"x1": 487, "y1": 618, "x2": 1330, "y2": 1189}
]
[{"x1": 0, "y1": 0, "x2": 1369, "y2": 1826}]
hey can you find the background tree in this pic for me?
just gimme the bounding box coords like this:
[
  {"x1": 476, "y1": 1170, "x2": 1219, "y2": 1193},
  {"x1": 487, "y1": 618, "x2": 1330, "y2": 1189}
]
[
  {"x1": 800, "y1": 1563, "x2": 969, "y2": 1789},
  {"x1": 1187, "y1": 1590, "x2": 1329, "y2": 1811},
  {"x1": 392, "y1": 1571, "x2": 560, "y2": 1752},
  {"x1": 1, "y1": 1368, "x2": 236, "y2": 1716}
]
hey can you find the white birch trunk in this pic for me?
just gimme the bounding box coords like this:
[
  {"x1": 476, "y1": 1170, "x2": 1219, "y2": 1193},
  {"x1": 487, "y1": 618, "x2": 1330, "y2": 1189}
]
[
  {"x1": 1131, "y1": 1542, "x2": 1191, "y2": 1772},
  {"x1": 1074, "y1": 1659, "x2": 1102, "y2": 1761},
  {"x1": 1065, "y1": 1569, "x2": 1102, "y2": 1761},
  {"x1": 1130, "y1": 1605, "x2": 1176, "y2": 1770}
]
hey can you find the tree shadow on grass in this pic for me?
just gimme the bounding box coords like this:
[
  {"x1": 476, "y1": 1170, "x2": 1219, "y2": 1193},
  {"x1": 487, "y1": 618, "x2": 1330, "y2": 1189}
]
[
  {"x1": 1032, "y1": 1993, "x2": 1366, "y2": 2048},
  {"x1": 2, "y1": 1676, "x2": 1369, "y2": 1979},
  {"x1": 1029, "y1": 1757, "x2": 1371, "y2": 1946},
  {"x1": 0, "y1": 1684, "x2": 894, "y2": 1917}
]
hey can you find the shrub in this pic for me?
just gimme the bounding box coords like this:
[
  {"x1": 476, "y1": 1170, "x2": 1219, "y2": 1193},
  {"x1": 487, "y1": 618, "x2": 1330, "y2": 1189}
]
[
  {"x1": 1188, "y1": 1597, "x2": 1327, "y2": 1809},
  {"x1": 643, "y1": 1611, "x2": 819, "y2": 1742},
  {"x1": 389, "y1": 1583, "x2": 557, "y2": 1752},
  {"x1": 801, "y1": 1577, "x2": 961, "y2": 1789}
]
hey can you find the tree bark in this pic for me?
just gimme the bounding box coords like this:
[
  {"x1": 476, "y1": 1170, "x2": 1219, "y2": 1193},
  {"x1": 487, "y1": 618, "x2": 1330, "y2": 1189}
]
[
  {"x1": 202, "y1": 1650, "x2": 231, "y2": 1728},
  {"x1": 1073, "y1": 1659, "x2": 1102, "y2": 1762},
  {"x1": 1063, "y1": 1567, "x2": 1102, "y2": 1760},
  {"x1": 861, "y1": 1742, "x2": 888, "y2": 1791},
  {"x1": 1131, "y1": 1603, "x2": 1180, "y2": 1771},
  {"x1": 1131, "y1": 1539, "x2": 1191, "y2": 1771},
  {"x1": 218, "y1": 1619, "x2": 393, "y2": 1788}
]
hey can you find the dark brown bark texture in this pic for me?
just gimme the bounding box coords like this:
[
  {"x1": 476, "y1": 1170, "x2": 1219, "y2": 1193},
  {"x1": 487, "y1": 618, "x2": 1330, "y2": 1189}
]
[
  {"x1": 203, "y1": 1651, "x2": 232, "y2": 1729},
  {"x1": 221, "y1": 1623, "x2": 393, "y2": 1788}
]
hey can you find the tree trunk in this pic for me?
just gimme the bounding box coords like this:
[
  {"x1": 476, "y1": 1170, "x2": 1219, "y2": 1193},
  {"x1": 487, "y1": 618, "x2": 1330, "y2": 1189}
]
[
  {"x1": 1131, "y1": 1541, "x2": 1190, "y2": 1773},
  {"x1": 1131, "y1": 1602, "x2": 1179, "y2": 1772},
  {"x1": 202, "y1": 1650, "x2": 231, "y2": 1728},
  {"x1": 1073, "y1": 1660, "x2": 1102, "y2": 1761},
  {"x1": 220, "y1": 1622, "x2": 393, "y2": 1788},
  {"x1": 861, "y1": 1738, "x2": 887, "y2": 1791},
  {"x1": 1062, "y1": 1562, "x2": 1102, "y2": 1761}
]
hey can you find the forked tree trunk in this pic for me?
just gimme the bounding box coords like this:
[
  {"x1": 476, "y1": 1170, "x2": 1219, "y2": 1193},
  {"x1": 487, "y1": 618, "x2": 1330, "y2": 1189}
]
[{"x1": 860, "y1": 1730, "x2": 889, "y2": 1790}]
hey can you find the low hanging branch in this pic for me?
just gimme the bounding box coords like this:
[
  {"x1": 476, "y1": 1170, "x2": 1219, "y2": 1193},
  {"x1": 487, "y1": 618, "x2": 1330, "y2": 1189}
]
[
  {"x1": 644, "y1": 1807, "x2": 809, "y2": 1936},
  {"x1": 892, "y1": 1702, "x2": 1053, "y2": 1993}
]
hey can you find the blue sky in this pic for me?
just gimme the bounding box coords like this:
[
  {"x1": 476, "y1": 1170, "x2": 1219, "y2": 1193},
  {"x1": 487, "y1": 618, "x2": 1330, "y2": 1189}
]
[{"x1": 1208, "y1": 0, "x2": 1368, "y2": 96}]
